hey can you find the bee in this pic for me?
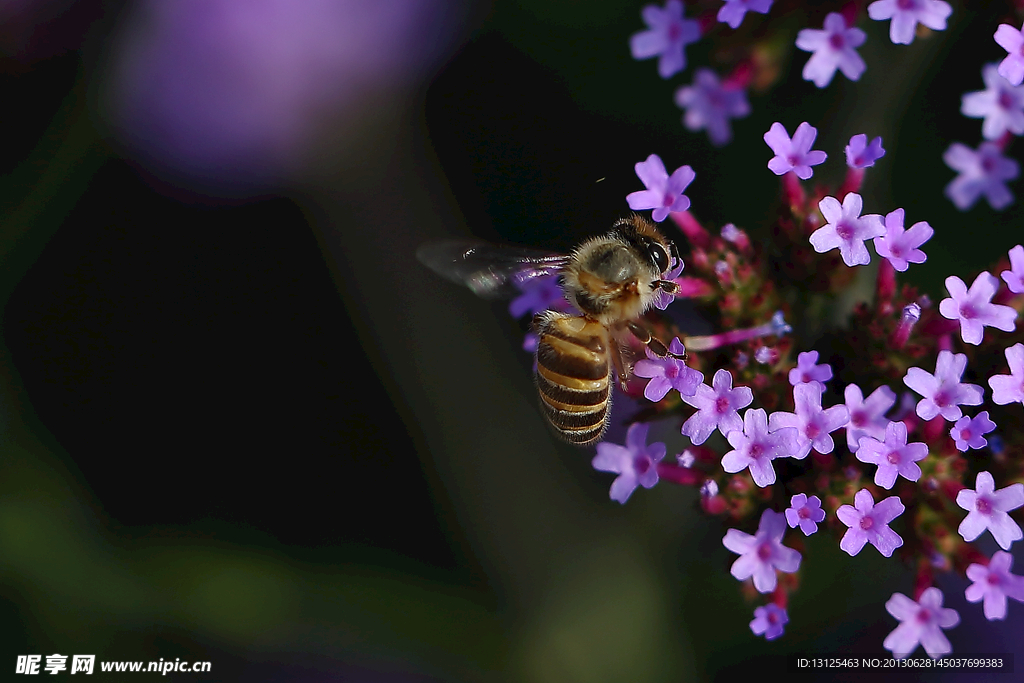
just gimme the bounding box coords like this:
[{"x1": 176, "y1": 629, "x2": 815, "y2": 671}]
[{"x1": 417, "y1": 215, "x2": 685, "y2": 446}]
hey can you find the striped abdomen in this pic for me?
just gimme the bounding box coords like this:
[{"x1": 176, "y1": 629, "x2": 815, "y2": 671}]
[{"x1": 534, "y1": 313, "x2": 611, "y2": 445}]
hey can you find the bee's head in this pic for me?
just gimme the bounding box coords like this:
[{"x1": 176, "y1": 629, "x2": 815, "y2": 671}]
[{"x1": 610, "y1": 215, "x2": 677, "y2": 276}]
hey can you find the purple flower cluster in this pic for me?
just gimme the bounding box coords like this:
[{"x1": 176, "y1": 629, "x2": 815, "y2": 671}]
[{"x1": 587, "y1": 0, "x2": 1024, "y2": 660}]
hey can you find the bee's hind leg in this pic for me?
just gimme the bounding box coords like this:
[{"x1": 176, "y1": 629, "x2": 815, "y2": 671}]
[{"x1": 626, "y1": 321, "x2": 686, "y2": 361}]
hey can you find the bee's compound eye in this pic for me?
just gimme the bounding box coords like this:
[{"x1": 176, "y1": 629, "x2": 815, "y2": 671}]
[{"x1": 648, "y1": 243, "x2": 669, "y2": 273}]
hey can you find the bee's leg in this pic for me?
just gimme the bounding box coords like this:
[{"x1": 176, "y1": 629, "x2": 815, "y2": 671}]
[
  {"x1": 626, "y1": 320, "x2": 686, "y2": 361},
  {"x1": 652, "y1": 279, "x2": 678, "y2": 294},
  {"x1": 610, "y1": 340, "x2": 630, "y2": 393}
]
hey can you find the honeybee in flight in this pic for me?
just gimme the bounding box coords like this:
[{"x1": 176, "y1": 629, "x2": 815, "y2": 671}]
[{"x1": 417, "y1": 215, "x2": 687, "y2": 446}]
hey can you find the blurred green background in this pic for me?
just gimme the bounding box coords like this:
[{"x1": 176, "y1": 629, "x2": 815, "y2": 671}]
[{"x1": 0, "y1": 0, "x2": 1022, "y2": 681}]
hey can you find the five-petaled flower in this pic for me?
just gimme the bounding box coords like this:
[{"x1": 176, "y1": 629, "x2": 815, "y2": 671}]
[
  {"x1": 956, "y1": 471, "x2": 1024, "y2": 550},
  {"x1": 717, "y1": 0, "x2": 772, "y2": 29},
  {"x1": 592, "y1": 423, "x2": 666, "y2": 504},
  {"x1": 787, "y1": 350, "x2": 832, "y2": 390},
  {"x1": 630, "y1": 0, "x2": 701, "y2": 79},
  {"x1": 674, "y1": 68, "x2": 750, "y2": 146},
  {"x1": 1001, "y1": 245, "x2": 1024, "y2": 293},
  {"x1": 769, "y1": 382, "x2": 849, "y2": 460},
  {"x1": 995, "y1": 21, "x2": 1024, "y2": 86},
  {"x1": 883, "y1": 588, "x2": 959, "y2": 659},
  {"x1": 872, "y1": 208, "x2": 932, "y2": 272},
  {"x1": 809, "y1": 193, "x2": 886, "y2": 267},
  {"x1": 795, "y1": 13, "x2": 866, "y2": 88},
  {"x1": 989, "y1": 343, "x2": 1024, "y2": 406},
  {"x1": 965, "y1": 551, "x2": 1024, "y2": 620},
  {"x1": 943, "y1": 141, "x2": 1019, "y2": 211},
  {"x1": 723, "y1": 509, "x2": 801, "y2": 593},
  {"x1": 634, "y1": 338, "x2": 703, "y2": 402},
  {"x1": 939, "y1": 272, "x2": 1017, "y2": 345},
  {"x1": 764, "y1": 122, "x2": 827, "y2": 179},
  {"x1": 867, "y1": 0, "x2": 952, "y2": 46},
  {"x1": 626, "y1": 154, "x2": 696, "y2": 222},
  {"x1": 950, "y1": 411, "x2": 996, "y2": 452},
  {"x1": 845, "y1": 134, "x2": 886, "y2": 169},
  {"x1": 681, "y1": 368, "x2": 754, "y2": 444},
  {"x1": 903, "y1": 350, "x2": 984, "y2": 422},
  {"x1": 843, "y1": 383, "x2": 897, "y2": 452},
  {"x1": 749, "y1": 603, "x2": 788, "y2": 640},
  {"x1": 721, "y1": 408, "x2": 799, "y2": 486},
  {"x1": 855, "y1": 420, "x2": 929, "y2": 489},
  {"x1": 785, "y1": 493, "x2": 825, "y2": 536},
  {"x1": 837, "y1": 488, "x2": 905, "y2": 557},
  {"x1": 961, "y1": 64, "x2": 1024, "y2": 140}
]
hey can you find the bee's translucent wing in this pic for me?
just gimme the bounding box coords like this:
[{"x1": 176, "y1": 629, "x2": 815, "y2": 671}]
[{"x1": 416, "y1": 240, "x2": 570, "y2": 300}]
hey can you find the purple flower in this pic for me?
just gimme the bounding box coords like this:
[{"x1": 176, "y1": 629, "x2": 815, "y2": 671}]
[
  {"x1": 883, "y1": 588, "x2": 959, "y2": 659},
  {"x1": 1001, "y1": 244, "x2": 1024, "y2": 293},
  {"x1": 809, "y1": 193, "x2": 886, "y2": 267},
  {"x1": 903, "y1": 350, "x2": 984, "y2": 422},
  {"x1": 837, "y1": 488, "x2": 905, "y2": 557},
  {"x1": 844, "y1": 383, "x2": 897, "y2": 451},
  {"x1": 944, "y1": 141, "x2": 1019, "y2": 211},
  {"x1": 626, "y1": 154, "x2": 695, "y2": 222},
  {"x1": 592, "y1": 423, "x2": 666, "y2": 504},
  {"x1": 674, "y1": 68, "x2": 750, "y2": 146},
  {"x1": 764, "y1": 122, "x2": 827, "y2": 179},
  {"x1": 787, "y1": 350, "x2": 832, "y2": 389},
  {"x1": 510, "y1": 273, "x2": 570, "y2": 318},
  {"x1": 867, "y1": 0, "x2": 951, "y2": 46},
  {"x1": 956, "y1": 471, "x2": 1024, "y2": 550},
  {"x1": 961, "y1": 64, "x2": 1024, "y2": 140},
  {"x1": 651, "y1": 256, "x2": 685, "y2": 311},
  {"x1": 785, "y1": 493, "x2": 825, "y2": 536},
  {"x1": 104, "y1": 0, "x2": 457, "y2": 196},
  {"x1": 721, "y1": 408, "x2": 799, "y2": 486},
  {"x1": 717, "y1": 0, "x2": 772, "y2": 29},
  {"x1": 749, "y1": 604, "x2": 788, "y2": 640},
  {"x1": 950, "y1": 411, "x2": 996, "y2": 452},
  {"x1": 854, "y1": 420, "x2": 929, "y2": 489},
  {"x1": 965, "y1": 551, "x2": 1024, "y2": 620},
  {"x1": 872, "y1": 209, "x2": 932, "y2": 272},
  {"x1": 845, "y1": 134, "x2": 886, "y2": 169},
  {"x1": 723, "y1": 509, "x2": 801, "y2": 593},
  {"x1": 995, "y1": 22, "x2": 1024, "y2": 86},
  {"x1": 681, "y1": 369, "x2": 754, "y2": 444},
  {"x1": 795, "y1": 13, "x2": 866, "y2": 88},
  {"x1": 634, "y1": 338, "x2": 703, "y2": 401},
  {"x1": 989, "y1": 343, "x2": 1024, "y2": 406},
  {"x1": 630, "y1": 0, "x2": 701, "y2": 79},
  {"x1": 939, "y1": 272, "x2": 1018, "y2": 345},
  {"x1": 769, "y1": 382, "x2": 849, "y2": 459}
]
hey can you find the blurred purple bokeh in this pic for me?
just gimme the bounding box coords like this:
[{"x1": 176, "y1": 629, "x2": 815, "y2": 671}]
[{"x1": 101, "y1": 0, "x2": 473, "y2": 197}]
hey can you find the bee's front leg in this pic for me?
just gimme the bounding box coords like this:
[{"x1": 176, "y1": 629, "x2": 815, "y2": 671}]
[{"x1": 626, "y1": 320, "x2": 686, "y2": 361}]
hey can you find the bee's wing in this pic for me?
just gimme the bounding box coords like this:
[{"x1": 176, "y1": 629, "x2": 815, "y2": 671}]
[{"x1": 416, "y1": 240, "x2": 570, "y2": 300}]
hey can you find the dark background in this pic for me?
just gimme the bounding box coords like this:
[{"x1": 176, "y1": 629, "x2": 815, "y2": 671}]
[{"x1": 1, "y1": 1, "x2": 1023, "y2": 681}]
